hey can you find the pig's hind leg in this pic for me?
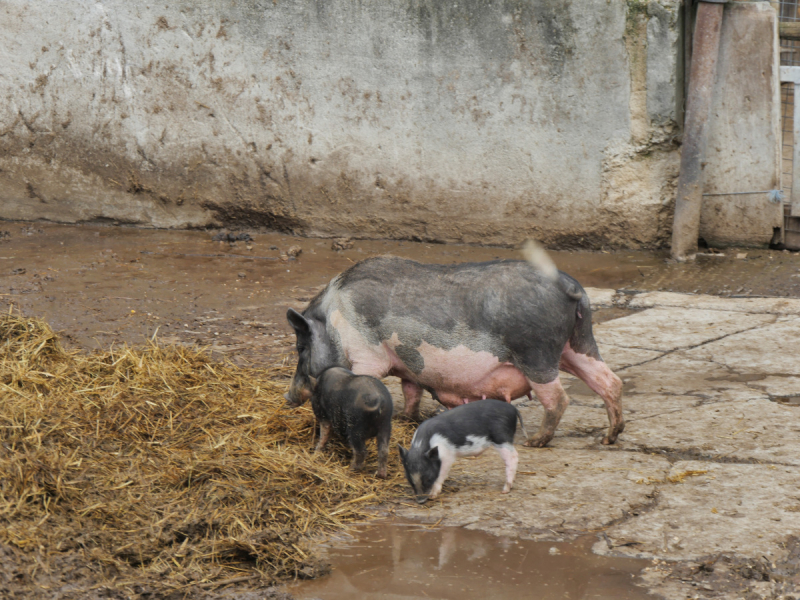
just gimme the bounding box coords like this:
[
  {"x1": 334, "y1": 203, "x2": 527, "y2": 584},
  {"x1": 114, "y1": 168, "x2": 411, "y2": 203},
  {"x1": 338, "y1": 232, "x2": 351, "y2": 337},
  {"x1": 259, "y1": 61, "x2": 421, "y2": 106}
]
[
  {"x1": 494, "y1": 443, "x2": 518, "y2": 493},
  {"x1": 375, "y1": 422, "x2": 391, "y2": 479},
  {"x1": 315, "y1": 420, "x2": 332, "y2": 453},
  {"x1": 559, "y1": 344, "x2": 624, "y2": 445},
  {"x1": 348, "y1": 435, "x2": 368, "y2": 472}
]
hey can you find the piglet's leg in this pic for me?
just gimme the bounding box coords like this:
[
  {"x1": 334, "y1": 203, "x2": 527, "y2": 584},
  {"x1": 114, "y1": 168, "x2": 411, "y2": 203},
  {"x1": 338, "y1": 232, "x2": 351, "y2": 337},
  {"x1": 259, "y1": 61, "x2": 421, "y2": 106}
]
[
  {"x1": 315, "y1": 421, "x2": 332, "y2": 453},
  {"x1": 428, "y1": 450, "x2": 457, "y2": 500},
  {"x1": 495, "y1": 444, "x2": 519, "y2": 493},
  {"x1": 375, "y1": 423, "x2": 391, "y2": 479},
  {"x1": 525, "y1": 378, "x2": 570, "y2": 448}
]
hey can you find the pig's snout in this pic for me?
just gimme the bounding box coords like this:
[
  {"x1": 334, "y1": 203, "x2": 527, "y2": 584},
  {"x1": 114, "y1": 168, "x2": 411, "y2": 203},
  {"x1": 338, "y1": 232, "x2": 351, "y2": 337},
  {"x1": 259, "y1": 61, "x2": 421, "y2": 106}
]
[
  {"x1": 284, "y1": 386, "x2": 311, "y2": 408},
  {"x1": 283, "y1": 392, "x2": 301, "y2": 408}
]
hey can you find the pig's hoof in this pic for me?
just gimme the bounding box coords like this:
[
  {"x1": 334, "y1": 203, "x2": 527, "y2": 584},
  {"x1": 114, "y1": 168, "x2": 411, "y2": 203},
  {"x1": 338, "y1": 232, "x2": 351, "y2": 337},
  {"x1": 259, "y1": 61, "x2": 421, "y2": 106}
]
[
  {"x1": 501, "y1": 486, "x2": 511, "y2": 494},
  {"x1": 602, "y1": 423, "x2": 625, "y2": 445},
  {"x1": 524, "y1": 435, "x2": 551, "y2": 448}
]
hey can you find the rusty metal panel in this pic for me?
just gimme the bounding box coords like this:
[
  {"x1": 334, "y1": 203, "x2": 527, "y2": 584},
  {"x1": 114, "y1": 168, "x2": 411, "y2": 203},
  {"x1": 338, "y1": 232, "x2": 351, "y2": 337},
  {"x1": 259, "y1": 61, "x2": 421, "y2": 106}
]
[{"x1": 700, "y1": 2, "x2": 783, "y2": 247}]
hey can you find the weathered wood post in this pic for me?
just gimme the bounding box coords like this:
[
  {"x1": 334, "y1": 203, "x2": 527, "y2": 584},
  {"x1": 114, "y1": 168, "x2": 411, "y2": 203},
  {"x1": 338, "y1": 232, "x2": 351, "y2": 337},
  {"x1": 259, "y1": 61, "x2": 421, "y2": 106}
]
[{"x1": 670, "y1": 0, "x2": 726, "y2": 261}]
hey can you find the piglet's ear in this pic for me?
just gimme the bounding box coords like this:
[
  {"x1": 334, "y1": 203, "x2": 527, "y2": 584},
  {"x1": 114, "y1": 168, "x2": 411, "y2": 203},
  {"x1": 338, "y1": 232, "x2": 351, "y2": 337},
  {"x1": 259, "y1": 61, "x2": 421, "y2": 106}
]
[
  {"x1": 287, "y1": 308, "x2": 310, "y2": 335},
  {"x1": 426, "y1": 446, "x2": 439, "y2": 461},
  {"x1": 397, "y1": 445, "x2": 408, "y2": 461}
]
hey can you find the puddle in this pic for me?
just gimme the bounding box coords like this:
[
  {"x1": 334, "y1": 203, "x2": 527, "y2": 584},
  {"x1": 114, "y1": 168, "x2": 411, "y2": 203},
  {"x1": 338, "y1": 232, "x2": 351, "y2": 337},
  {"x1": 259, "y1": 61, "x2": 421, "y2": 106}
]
[{"x1": 287, "y1": 522, "x2": 652, "y2": 600}]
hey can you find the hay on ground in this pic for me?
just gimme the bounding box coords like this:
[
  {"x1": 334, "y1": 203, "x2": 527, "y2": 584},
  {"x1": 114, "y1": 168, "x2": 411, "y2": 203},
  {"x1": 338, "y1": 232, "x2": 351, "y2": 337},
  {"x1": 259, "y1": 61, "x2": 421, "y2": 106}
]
[{"x1": 0, "y1": 309, "x2": 417, "y2": 597}]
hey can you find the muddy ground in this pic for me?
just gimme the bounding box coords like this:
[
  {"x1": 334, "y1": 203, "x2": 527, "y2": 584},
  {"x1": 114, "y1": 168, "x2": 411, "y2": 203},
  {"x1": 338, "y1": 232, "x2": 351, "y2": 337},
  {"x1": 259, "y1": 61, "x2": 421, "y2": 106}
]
[{"x1": 2, "y1": 222, "x2": 800, "y2": 599}]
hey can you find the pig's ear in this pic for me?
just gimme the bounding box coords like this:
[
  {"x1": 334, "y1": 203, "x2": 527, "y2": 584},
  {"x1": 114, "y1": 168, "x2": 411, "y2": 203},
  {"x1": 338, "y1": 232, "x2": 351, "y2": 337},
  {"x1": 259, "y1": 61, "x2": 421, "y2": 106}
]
[
  {"x1": 287, "y1": 308, "x2": 310, "y2": 335},
  {"x1": 426, "y1": 446, "x2": 439, "y2": 461},
  {"x1": 397, "y1": 445, "x2": 408, "y2": 461}
]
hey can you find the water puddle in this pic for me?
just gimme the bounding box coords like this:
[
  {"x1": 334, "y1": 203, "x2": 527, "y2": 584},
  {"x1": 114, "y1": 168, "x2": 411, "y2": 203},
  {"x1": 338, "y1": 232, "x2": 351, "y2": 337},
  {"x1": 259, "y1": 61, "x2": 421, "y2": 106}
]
[{"x1": 287, "y1": 522, "x2": 652, "y2": 600}]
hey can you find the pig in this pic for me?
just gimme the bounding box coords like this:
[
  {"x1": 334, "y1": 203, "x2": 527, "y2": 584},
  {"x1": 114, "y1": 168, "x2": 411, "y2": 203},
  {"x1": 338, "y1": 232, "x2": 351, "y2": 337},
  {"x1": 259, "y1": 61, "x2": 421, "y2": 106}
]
[
  {"x1": 293, "y1": 366, "x2": 393, "y2": 478},
  {"x1": 284, "y1": 241, "x2": 623, "y2": 448},
  {"x1": 397, "y1": 399, "x2": 526, "y2": 503}
]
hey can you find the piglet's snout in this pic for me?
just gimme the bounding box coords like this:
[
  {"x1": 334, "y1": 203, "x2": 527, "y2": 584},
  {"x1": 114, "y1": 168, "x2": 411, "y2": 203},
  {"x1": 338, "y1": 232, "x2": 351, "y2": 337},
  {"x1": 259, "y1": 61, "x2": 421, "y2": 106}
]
[{"x1": 283, "y1": 392, "x2": 300, "y2": 407}]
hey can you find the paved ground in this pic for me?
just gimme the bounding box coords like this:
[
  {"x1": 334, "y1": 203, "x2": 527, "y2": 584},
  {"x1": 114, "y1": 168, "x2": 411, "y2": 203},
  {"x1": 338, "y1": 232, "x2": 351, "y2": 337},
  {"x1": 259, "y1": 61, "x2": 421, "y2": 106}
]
[{"x1": 394, "y1": 289, "x2": 800, "y2": 599}]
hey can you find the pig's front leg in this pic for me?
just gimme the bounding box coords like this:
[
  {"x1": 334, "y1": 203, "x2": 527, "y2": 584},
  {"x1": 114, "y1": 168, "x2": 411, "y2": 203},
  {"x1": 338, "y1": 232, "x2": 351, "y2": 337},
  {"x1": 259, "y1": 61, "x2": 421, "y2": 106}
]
[
  {"x1": 495, "y1": 444, "x2": 519, "y2": 493},
  {"x1": 315, "y1": 421, "x2": 332, "y2": 453},
  {"x1": 428, "y1": 448, "x2": 457, "y2": 500}
]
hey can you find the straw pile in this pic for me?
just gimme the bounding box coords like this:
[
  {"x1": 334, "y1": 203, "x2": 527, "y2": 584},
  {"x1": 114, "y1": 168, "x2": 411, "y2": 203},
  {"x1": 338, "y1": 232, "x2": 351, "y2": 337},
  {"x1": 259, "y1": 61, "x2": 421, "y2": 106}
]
[{"x1": 0, "y1": 310, "x2": 417, "y2": 597}]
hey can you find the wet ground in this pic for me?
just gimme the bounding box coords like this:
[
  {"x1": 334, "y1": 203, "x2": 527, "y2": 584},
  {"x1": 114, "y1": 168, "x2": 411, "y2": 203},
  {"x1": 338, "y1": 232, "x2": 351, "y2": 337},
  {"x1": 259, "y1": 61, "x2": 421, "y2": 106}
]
[
  {"x1": 288, "y1": 522, "x2": 652, "y2": 600},
  {"x1": 1, "y1": 222, "x2": 799, "y2": 365},
  {"x1": 3, "y1": 221, "x2": 800, "y2": 600}
]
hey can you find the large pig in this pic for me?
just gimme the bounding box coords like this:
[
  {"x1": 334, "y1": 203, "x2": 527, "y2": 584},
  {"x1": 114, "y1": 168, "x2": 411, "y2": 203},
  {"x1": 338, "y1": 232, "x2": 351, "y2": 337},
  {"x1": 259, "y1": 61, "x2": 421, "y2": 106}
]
[{"x1": 284, "y1": 243, "x2": 623, "y2": 448}]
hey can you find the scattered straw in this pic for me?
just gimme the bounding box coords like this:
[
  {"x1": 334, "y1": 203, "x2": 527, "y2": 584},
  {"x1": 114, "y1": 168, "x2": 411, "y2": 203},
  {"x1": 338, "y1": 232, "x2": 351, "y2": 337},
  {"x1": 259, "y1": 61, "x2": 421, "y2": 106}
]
[
  {"x1": 0, "y1": 309, "x2": 416, "y2": 596},
  {"x1": 666, "y1": 469, "x2": 708, "y2": 484}
]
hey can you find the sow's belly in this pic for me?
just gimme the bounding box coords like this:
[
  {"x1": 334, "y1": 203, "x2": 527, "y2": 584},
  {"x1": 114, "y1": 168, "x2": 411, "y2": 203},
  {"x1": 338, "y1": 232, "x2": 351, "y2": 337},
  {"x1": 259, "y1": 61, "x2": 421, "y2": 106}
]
[
  {"x1": 329, "y1": 309, "x2": 530, "y2": 405},
  {"x1": 388, "y1": 340, "x2": 531, "y2": 406}
]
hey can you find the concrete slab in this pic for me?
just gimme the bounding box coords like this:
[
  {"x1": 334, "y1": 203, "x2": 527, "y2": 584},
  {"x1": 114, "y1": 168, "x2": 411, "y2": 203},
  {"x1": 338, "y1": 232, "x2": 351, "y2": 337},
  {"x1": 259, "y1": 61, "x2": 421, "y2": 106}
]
[
  {"x1": 626, "y1": 290, "x2": 800, "y2": 315},
  {"x1": 685, "y1": 317, "x2": 800, "y2": 376},
  {"x1": 593, "y1": 308, "x2": 776, "y2": 352},
  {"x1": 594, "y1": 461, "x2": 800, "y2": 561},
  {"x1": 584, "y1": 287, "x2": 618, "y2": 309},
  {"x1": 618, "y1": 353, "x2": 761, "y2": 396},
  {"x1": 749, "y1": 375, "x2": 800, "y2": 397},
  {"x1": 619, "y1": 398, "x2": 800, "y2": 466},
  {"x1": 596, "y1": 343, "x2": 664, "y2": 370},
  {"x1": 394, "y1": 449, "x2": 670, "y2": 540}
]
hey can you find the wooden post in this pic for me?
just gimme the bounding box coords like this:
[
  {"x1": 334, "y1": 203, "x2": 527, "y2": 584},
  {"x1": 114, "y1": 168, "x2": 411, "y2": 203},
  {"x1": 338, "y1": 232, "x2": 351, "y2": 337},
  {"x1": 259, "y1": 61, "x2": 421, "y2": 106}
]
[{"x1": 670, "y1": 1, "x2": 725, "y2": 261}]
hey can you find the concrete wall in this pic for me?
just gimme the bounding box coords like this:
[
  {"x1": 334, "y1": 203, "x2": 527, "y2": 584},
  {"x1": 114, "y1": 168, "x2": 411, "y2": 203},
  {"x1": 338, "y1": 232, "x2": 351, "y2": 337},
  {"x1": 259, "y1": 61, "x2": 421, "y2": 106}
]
[{"x1": 1, "y1": 0, "x2": 684, "y2": 248}]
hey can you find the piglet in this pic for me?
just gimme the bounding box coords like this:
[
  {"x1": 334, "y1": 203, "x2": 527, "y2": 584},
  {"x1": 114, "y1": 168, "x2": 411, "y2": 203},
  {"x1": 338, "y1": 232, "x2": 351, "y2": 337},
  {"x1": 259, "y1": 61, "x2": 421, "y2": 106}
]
[
  {"x1": 309, "y1": 367, "x2": 393, "y2": 478},
  {"x1": 398, "y1": 400, "x2": 527, "y2": 503}
]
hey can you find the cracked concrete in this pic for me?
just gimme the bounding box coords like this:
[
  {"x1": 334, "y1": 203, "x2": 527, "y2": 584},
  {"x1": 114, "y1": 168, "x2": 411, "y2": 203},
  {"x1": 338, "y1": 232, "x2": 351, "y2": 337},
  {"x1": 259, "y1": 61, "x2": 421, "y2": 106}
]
[{"x1": 391, "y1": 289, "x2": 800, "y2": 599}]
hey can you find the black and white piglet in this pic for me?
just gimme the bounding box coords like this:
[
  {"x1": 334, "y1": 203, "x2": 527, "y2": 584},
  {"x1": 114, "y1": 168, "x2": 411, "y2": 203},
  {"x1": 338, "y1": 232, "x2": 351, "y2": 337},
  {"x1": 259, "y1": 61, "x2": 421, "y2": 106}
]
[
  {"x1": 307, "y1": 367, "x2": 393, "y2": 478},
  {"x1": 398, "y1": 400, "x2": 527, "y2": 503}
]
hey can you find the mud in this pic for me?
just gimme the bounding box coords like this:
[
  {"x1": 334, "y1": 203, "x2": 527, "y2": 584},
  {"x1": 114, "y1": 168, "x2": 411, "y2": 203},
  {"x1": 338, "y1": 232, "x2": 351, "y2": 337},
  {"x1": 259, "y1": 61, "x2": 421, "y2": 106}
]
[
  {"x1": 287, "y1": 522, "x2": 652, "y2": 600},
  {"x1": 1, "y1": 222, "x2": 799, "y2": 366}
]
